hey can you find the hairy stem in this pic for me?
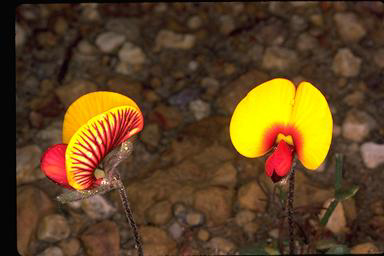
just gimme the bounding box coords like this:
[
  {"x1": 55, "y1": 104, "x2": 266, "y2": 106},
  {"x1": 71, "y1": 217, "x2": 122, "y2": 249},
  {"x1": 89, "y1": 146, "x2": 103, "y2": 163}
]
[{"x1": 288, "y1": 158, "x2": 297, "y2": 254}]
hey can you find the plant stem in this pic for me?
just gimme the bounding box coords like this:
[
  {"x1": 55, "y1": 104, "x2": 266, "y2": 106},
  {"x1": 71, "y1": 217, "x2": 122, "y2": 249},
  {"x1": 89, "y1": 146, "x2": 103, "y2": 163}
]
[
  {"x1": 288, "y1": 158, "x2": 297, "y2": 255},
  {"x1": 115, "y1": 177, "x2": 143, "y2": 256}
]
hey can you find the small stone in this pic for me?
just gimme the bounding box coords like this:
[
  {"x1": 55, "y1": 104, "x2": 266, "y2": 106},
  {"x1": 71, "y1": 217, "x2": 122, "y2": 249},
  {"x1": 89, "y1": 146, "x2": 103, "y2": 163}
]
[
  {"x1": 151, "y1": 104, "x2": 183, "y2": 130},
  {"x1": 211, "y1": 162, "x2": 237, "y2": 188},
  {"x1": 269, "y1": 228, "x2": 280, "y2": 239},
  {"x1": 309, "y1": 14, "x2": 324, "y2": 27},
  {"x1": 55, "y1": 80, "x2": 98, "y2": 108},
  {"x1": 219, "y1": 15, "x2": 235, "y2": 35},
  {"x1": 360, "y1": 142, "x2": 384, "y2": 169},
  {"x1": 188, "y1": 60, "x2": 199, "y2": 71},
  {"x1": 81, "y1": 3, "x2": 100, "y2": 21},
  {"x1": 235, "y1": 210, "x2": 256, "y2": 227},
  {"x1": 37, "y1": 31, "x2": 58, "y2": 48},
  {"x1": 37, "y1": 214, "x2": 71, "y2": 242},
  {"x1": 15, "y1": 22, "x2": 27, "y2": 48},
  {"x1": 342, "y1": 110, "x2": 376, "y2": 142},
  {"x1": 141, "y1": 226, "x2": 177, "y2": 255},
  {"x1": 95, "y1": 31, "x2": 126, "y2": 53},
  {"x1": 58, "y1": 238, "x2": 81, "y2": 256},
  {"x1": 185, "y1": 211, "x2": 205, "y2": 227},
  {"x1": 118, "y1": 42, "x2": 146, "y2": 65},
  {"x1": 262, "y1": 46, "x2": 298, "y2": 71},
  {"x1": 197, "y1": 229, "x2": 210, "y2": 241},
  {"x1": 248, "y1": 44, "x2": 264, "y2": 63},
  {"x1": 319, "y1": 198, "x2": 348, "y2": 235},
  {"x1": 36, "y1": 121, "x2": 62, "y2": 148},
  {"x1": 16, "y1": 144, "x2": 44, "y2": 185},
  {"x1": 332, "y1": 48, "x2": 362, "y2": 77},
  {"x1": 187, "y1": 15, "x2": 203, "y2": 30},
  {"x1": 296, "y1": 33, "x2": 318, "y2": 52},
  {"x1": 77, "y1": 40, "x2": 98, "y2": 55},
  {"x1": 189, "y1": 99, "x2": 211, "y2": 121},
  {"x1": 350, "y1": 242, "x2": 379, "y2": 254},
  {"x1": 334, "y1": 12, "x2": 366, "y2": 43},
  {"x1": 290, "y1": 15, "x2": 308, "y2": 32},
  {"x1": 237, "y1": 181, "x2": 267, "y2": 212},
  {"x1": 37, "y1": 246, "x2": 63, "y2": 256},
  {"x1": 81, "y1": 194, "x2": 117, "y2": 220},
  {"x1": 107, "y1": 77, "x2": 143, "y2": 102},
  {"x1": 54, "y1": 16, "x2": 68, "y2": 35},
  {"x1": 343, "y1": 91, "x2": 365, "y2": 107},
  {"x1": 146, "y1": 200, "x2": 172, "y2": 225},
  {"x1": 155, "y1": 30, "x2": 195, "y2": 51},
  {"x1": 140, "y1": 123, "x2": 161, "y2": 148},
  {"x1": 207, "y1": 237, "x2": 236, "y2": 255},
  {"x1": 81, "y1": 220, "x2": 120, "y2": 256},
  {"x1": 370, "y1": 200, "x2": 384, "y2": 216},
  {"x1": 373, "y1": 48, "x2": 384, "y2": 69},
  {"x1": 168, "y1": 221, "x2": 185, "y2": 240}
]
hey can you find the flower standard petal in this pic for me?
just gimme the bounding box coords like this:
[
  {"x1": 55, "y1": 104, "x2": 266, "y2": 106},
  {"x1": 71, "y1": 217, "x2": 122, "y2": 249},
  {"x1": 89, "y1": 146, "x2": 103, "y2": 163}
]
[
  {"x1": 230, "y1": 78, "x2": 296, "y2": 158},
  {"x1": 65, "y1": 105, "x2": 144, "y2": 190},
  {"x1": 289, "y1": 82, "x2": 333, "y2": 170}
]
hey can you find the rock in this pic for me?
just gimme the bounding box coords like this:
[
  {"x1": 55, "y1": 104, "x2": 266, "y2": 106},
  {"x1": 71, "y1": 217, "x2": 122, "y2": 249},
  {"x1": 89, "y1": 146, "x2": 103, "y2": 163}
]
[
  {"x1": 17, "y1": 186, "x2": 55, "y2": 255},
  {"x1": 247, "y1": 44, "x2": 264, "y2": 63},
  {"x1": 187, "y1": 15, "x2": 203, "y2": 30},
  {"x1": 211, "y1": 162, "x2": 237, "y2": 188},
  {"x1": 350, "y1": 242, "x2": 379, "y2": 254},
  {"x1": 296, "y1": 33, "x2": 318, "y2": 52},
  {"x1": 80, "y1": 194, "x2": 117, "y2": 220},
  {"x1": 290, "y1": 15, "x2": 308, "y2": 32},
  {"x1": 37, "y1": 214, "x2": 71, "y2": 242},
  {"x1": 237, "y1": 181, "x2": 267, "y2": 212},
  {"x1": 35, "y1": 121, "x2": 62, "y2": 149},
  {"x1": 342, "y1": 110, "x2": 377, "y2": 142},
  {"x1": 140, "y1": 123, "x2": 161, "y2": 148},
  {"x1": 216, "y1": 69, "x2": 269, "y2": 114},
  {"x1": 207, "y1": 237, "x2": 236, "y2": 255},
  {"x1": 146, "y1": 200, "x2": 172, "y2": 225},
  {"x1": 262, "y1": 46, "x2": 298, "y2": 71},
  {"x1": 197, "y1": 229, "x2": 210, "y2": 241},
  {"x1": 373, "y1": 48, "x2": 384, "y2": 69},
  {"x1": 140, "y1": 226, "x2": 177, "y2": 255},
  {"x1": 360, "y1": 142, "x2": 384, "y2": 169},
  {"x1": 219, "y1": 15, "x2": 235, "y2": 35},
  {"x1": 81, "y1": 3, "x2": 100, "y2": 21},
  {"x1": 106, "y1": 77, "x2": 143, "y2": 103},
  {"x1": 332, "y1": 48, "x2": 362, "y2": 77},
  {"x1": 55, "y1": 80, "x2": 98, "y2": 108},
  {"x1": 80, "y1": 220, "x2": 120, "y2": 256},
  {"x1": 58, "y1": 238, "x2": 81, "y2": 256},
  {"x1": 185, "y1": 210, "x2": 205, "y2": 227},
  {"x1": 334, "y1": 12, "x2": 366, "y2": 43},
  {"x1": 54, "y1": 16, "x2": 68, "y2": 35},
  {"x1": 168, "y1": 221, "x2": 185, "y2": 240},
  {"x1": 319, "y1": 198, "x2": 348, "y2": 235},
  {"x1": 194, "y1": 186, "x2": 233, "y2": 226},
  {"x1": 189, "y1": 99, "x2": 211, "y2": 121},
  {"x1": 118, "y1": 42, "x2": 146, "y2": 65},
  {"x1": 201, "y1": 77, "x2": 220, "y2": 99},
  {"x1": 155, "y1": 30, "x2": 196, "y2": 51},
  {"x1": 95, "y1": 31, "x2": 126, "y2": 53},
  {"x1": 16, "y1": 144, "x2": 44, "y2": 185},
  {"x1": 150, "y1": 104, "x2": 183, "y2": 130},
  {"x1": 235, "y1": 210, "x2": 256, "y2": 227},
  {"x1": 105, "y1": 18, "x2": 140, "y2": 42},
  {"x1": 37, "y1": 31, "x2": 58, "y2": 48},
  {"x1": 29, "y1": 111, "x2": 44, "y2": 128},
  {"x1": 370, "y1": 200, "x2": 384, "y2": 216},
  {"x1": 168, "y1": 87, "x2": 200, "y2": 108},
  {"x1": 343, "y1": 91, "x2": 365, "y2": 107},
  {"x1": 15, "y1": 22, "x2": 27, "y2": 48},
  {"x1": 37, "y1": 246, "x2": 63, "y2": 256},
  {"x1": 77, "y1": 40, "x2": 98, "y2": 56}
]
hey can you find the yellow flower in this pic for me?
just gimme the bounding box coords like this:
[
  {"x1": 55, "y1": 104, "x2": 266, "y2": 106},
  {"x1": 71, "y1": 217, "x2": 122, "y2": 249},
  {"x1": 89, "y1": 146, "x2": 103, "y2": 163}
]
[
  {"x1": 230, "y1": 78, "x2": 333, "y2": 182},
  {"x1": 40, "y1": 91, "x2": 144, "y2": 190}
]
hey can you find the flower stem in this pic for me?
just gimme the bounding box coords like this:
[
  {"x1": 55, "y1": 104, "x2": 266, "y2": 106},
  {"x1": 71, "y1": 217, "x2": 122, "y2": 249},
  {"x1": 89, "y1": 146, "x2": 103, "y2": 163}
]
[{"x1": 288, "y1": 157, "x2": 297, "y2": 254}]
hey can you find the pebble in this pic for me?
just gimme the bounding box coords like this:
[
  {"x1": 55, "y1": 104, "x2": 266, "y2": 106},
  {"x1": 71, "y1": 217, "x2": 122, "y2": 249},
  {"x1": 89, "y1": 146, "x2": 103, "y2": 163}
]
[
  {"x1": 262, "y1": 46, "x2": 298, "y2": 71},
  {"x1": 247, "y1": 44, "x2": 264, "y2": 63},
  {"x1": 185, "y1": 210, "x2": 205, "y2": 227},
  {"x1": 197, "y1": 229, "x2": 210, "y2": 241},
  {"x1": 290, "y1": 15, "x2": 308, "y2": 32},
  {"x1": 296, "y1": 33, "x2": 318, "y2": 52},
  {"x1": 140, "y1": 123, "x2": 161, "y2": 148},
  {"x1": 334, "y1": 12, "x2": 366, "y2": 43},
  {"x1": 58, "y1": 238, "x2": 81, "y2": 256},
  {"x1": 15, "y1": 22, "x2": 27, "y2": 48},
  {"x1": 95, "y1": 31, "x2": 126, "y2": 53},
  {"x1": 37, "y1": 214, "x2": 71, "y2": 242},
  {"x1": 189, "y1": 99, "x2": 211, "y2": 121},
  {"x1": 319, "y1": 198, "x2": 348, "y2": 235},
  {"x1": 118, "y1": 42, "x2": 146, "y2": 65},
  {"x1": 235, "y1": 210, "x2": 256, "y2": 227},
  {"x1": 332, "y1": 48, "x2": 362, "y2": 77},
  {"x1": 80, "y1": 194, "x2": 117, "y2": 220},
  {"x1": 219, "y1": 15, "x2": 235, "y2": 35},
  {"x1": 350, "y1": 242, "x2": 379, "y2": 254},
  {"x1": 35, "y1": 121, "x2": 62, "y2": 149},
  {"x1": 81, "y1": 3, "x2": 100, "y2": 21},
  {"x1": 77, "y1": 40, "x2": 98, "y2": 55},
  {"x1": 237, "y1": 181, "x2": 267, "y2": 212},
  {"x1": 37, "y1": 246, "x2": 63, "y2": 256},
  {"x1": 341, "y1": 110, "x2": 377, "y2": 142},
  {"x1": 80, "y1": 220, "x2": 120, "y2": 256},
  {"x1": 140, "y1": 226, "x2": 177, "y2": 255},
  {"x1": 154, "y1": 30, "x2": 196, "y2": 51},
  {"x1": 53, "y1": 16, "x2": 68, "y2": 35},
  {"x1": 55, "y1": 80, "x2": 98, "y2": 108},
  {"x1": 168, "y1": 221, "x2": 185, "y2": 240},
  {"x1": 207, "y1": 237, "x2": 236, "y2": 255},
  {"x1": 360, "y1": 142, "x2": 384, "y2": 169},
  {"x1": 343, "y1": 91, "x2": 365, "y2": 107},
  {"x1": 146, "y1": 200, "x2": 172, "y2": 225},
  {"x1": 211, "y1": 162, "x2": 237, "y2": 188},
  {"x1": 16, "y1": 144, "x2": 44, "y2": 185},
  {"x1": 373, "y1": 48, "x2": 384, "y2": 69},
  {"x1": 187, "y1": 15, "x2": 203, "y2": 30}
]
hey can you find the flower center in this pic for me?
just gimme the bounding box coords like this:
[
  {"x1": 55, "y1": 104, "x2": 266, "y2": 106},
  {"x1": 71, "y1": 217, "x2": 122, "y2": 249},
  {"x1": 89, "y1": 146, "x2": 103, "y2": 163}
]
[{"x1": 265, "y1": 140, "x2": 294, "y2": 183}]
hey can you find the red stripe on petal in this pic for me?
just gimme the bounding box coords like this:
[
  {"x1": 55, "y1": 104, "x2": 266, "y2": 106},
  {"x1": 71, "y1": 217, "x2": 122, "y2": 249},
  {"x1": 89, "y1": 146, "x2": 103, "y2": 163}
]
[{"x1": 40, "y1": 144, "x2": 73, "y2": 189}]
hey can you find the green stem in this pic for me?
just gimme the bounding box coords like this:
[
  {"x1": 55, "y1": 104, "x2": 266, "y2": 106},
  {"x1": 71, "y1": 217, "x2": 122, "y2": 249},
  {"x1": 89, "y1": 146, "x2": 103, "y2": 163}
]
[{"x1": 288, "y1": 157, "x2": 297, "y2": 255}]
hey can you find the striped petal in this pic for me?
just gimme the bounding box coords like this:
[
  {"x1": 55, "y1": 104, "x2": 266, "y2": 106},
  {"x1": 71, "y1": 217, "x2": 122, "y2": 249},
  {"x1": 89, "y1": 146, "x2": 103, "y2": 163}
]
[
  {"x1": 66, "y1": 106, "x2": 143, "y2": 190},
  {"x1": 40, "y1": 144, "x2": 73, "y2": 189},
  {"x1": 288, "y1": 82, "x2": 333, "y2": 170},
  {"x1": 230, "y1": 78, "x2": 296, "y2": 158},
  {"x1": 62, "y1": 91, "x2": 141, "y2": 144}
]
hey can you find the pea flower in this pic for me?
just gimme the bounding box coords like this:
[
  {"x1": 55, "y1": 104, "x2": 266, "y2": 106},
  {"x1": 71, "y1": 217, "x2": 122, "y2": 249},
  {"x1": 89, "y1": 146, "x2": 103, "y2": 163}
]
[
  {"x1": 40, "y1": 91, "x2": 144, "y2": 190},
  {"x1": 230, "y1": 78, "x2": 333, "y2": 183}
]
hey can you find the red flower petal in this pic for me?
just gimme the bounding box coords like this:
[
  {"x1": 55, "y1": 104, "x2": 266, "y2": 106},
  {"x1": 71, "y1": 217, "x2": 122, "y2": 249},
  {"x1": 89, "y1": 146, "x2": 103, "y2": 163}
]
[
  {"x1": 265, "y1": 140, "x2": 293, "y2": 182},
  {"x1": 40, "y1": 144, "x2": 73, "y2": 189}
]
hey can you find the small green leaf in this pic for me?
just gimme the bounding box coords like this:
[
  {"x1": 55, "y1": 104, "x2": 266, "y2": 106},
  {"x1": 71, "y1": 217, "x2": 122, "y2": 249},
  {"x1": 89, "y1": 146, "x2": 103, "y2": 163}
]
[
  {"x1": 334, "y1": 154, "x2": 343, "y2": 191},
  {"x1": 335, "y1": 185, "x2": 359, "y2": 201},
  {"x1": 320, "y1": 199, "x2": 339, "y2": 227},
  {"x1": 325, "y1": 244, "x2": 350, "y2": 254}
]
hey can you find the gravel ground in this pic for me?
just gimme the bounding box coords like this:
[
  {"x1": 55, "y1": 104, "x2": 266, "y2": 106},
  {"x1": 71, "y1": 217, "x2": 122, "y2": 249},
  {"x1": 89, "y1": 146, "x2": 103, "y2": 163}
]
[{"x1": 16, "y1": 3, "x2": 384, "y2": 255}]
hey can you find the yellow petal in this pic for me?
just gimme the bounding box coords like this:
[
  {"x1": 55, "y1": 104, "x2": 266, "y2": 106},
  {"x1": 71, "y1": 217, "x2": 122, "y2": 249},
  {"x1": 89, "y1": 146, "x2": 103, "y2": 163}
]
[
  {"x1": 62, "y1": 91, "x2": 140, "y2": 144},
  {"x1": 230, "y1": 78, "x2": 296, "y2": 158},
  {"x1": 289, "y1": 82, "x2": 333, "y2": 170}
]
